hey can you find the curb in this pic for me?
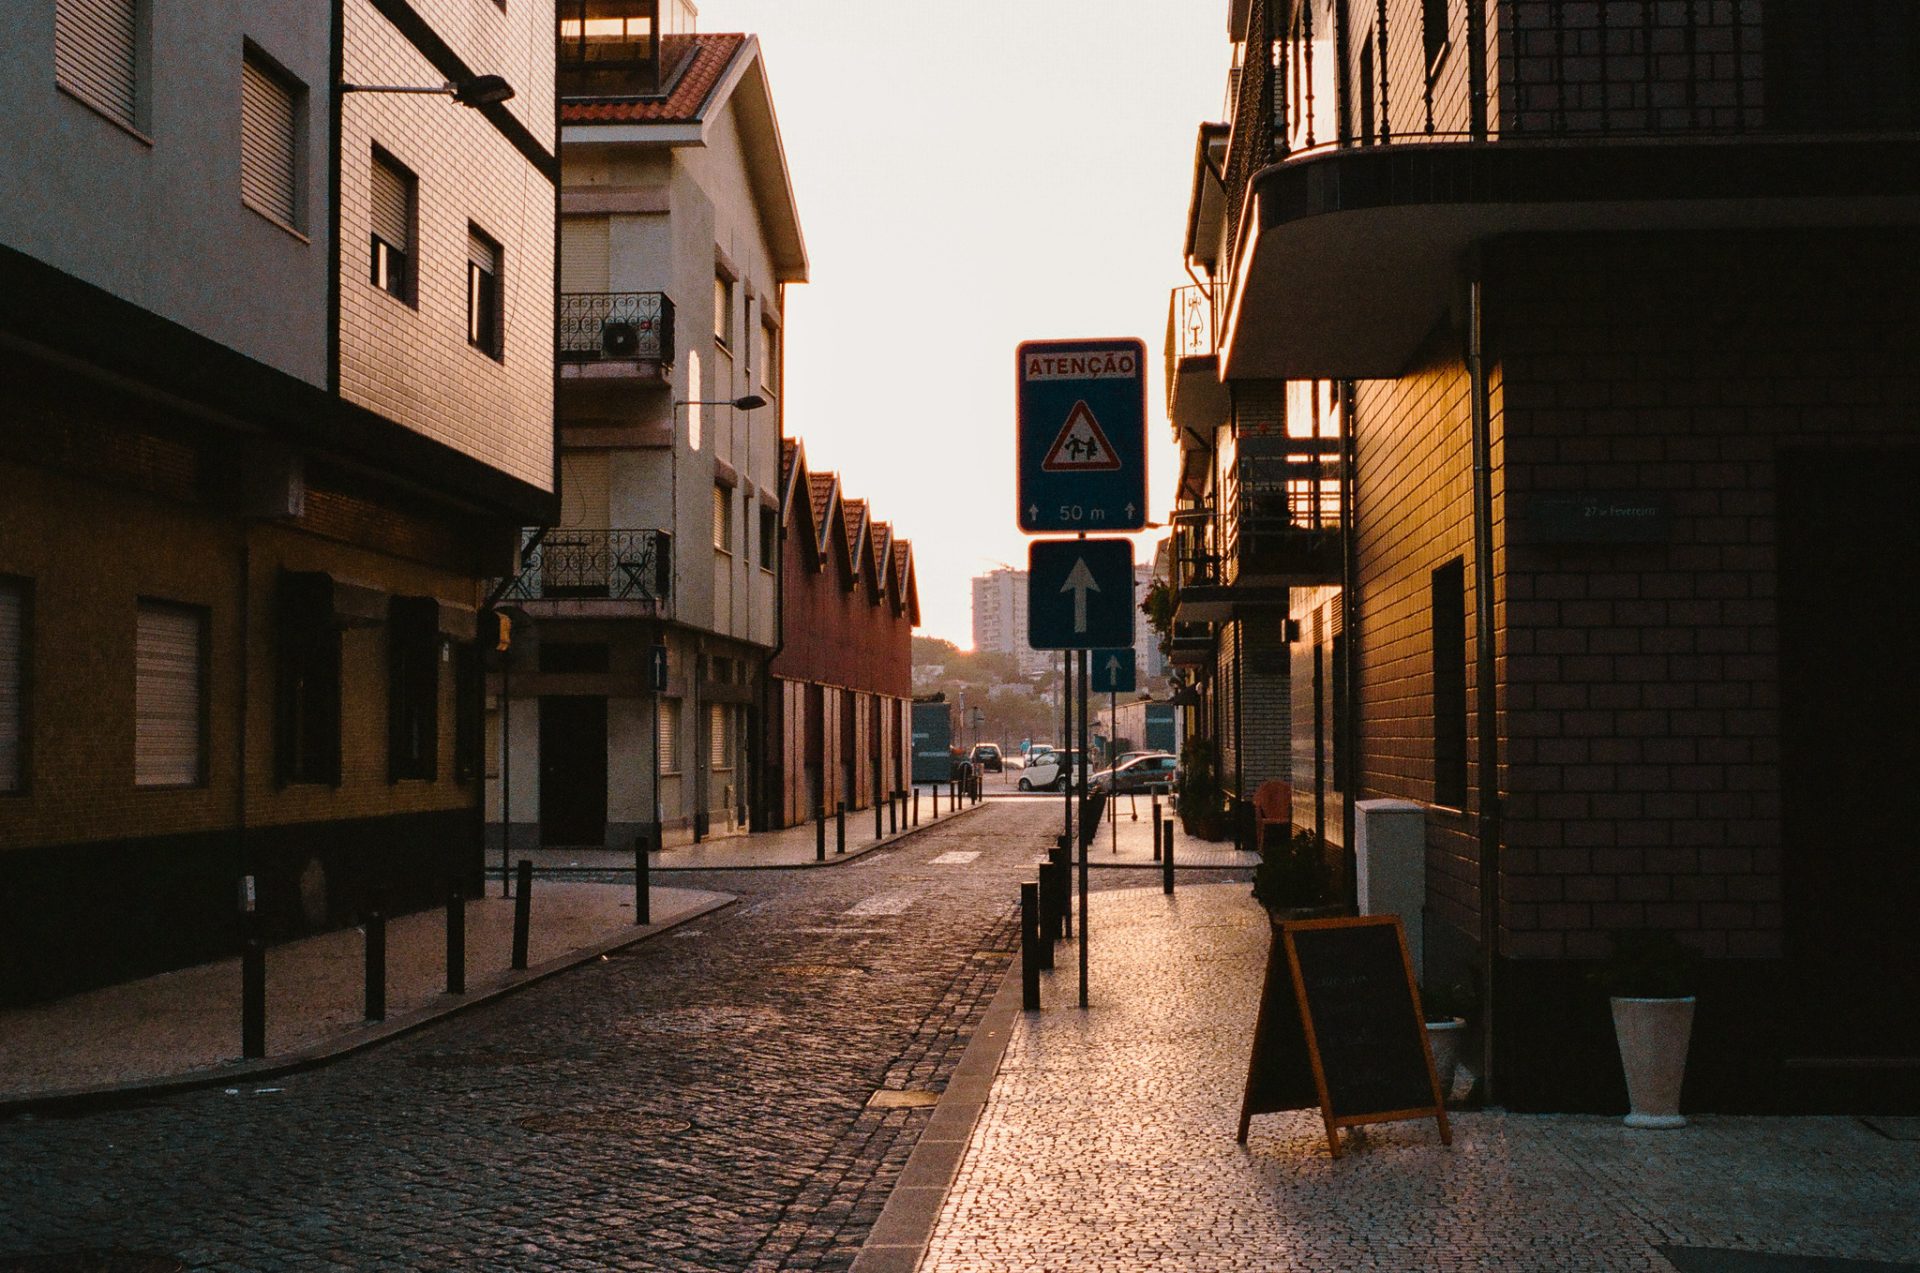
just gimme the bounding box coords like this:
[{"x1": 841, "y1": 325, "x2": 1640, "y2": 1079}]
[
  {"x1": 0, "y1": 894, "x2": 737, "y2": 1120},
  {"x1": 849, "y1": 950, "x2": 1025, "y2": 1273}
]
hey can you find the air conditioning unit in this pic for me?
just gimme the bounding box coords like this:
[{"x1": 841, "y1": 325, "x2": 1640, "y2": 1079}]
[{"x1": 601, "y1": 319, "x2": 641, "y2": 357}]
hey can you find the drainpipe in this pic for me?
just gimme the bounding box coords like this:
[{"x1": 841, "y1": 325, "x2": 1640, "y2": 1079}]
[
  {"x1": 235, "y1": 526, "x2": 251, "y2": 941},
  {"x1": 1338, "y1": 379, "x2": 1359, "y2": 895},
  {"x1": 1466, "y1": 260, "x2": 1503, "y2": 1102},
  {"x1": 758, "y1": 504, "x2": 786, "y2": 832}
]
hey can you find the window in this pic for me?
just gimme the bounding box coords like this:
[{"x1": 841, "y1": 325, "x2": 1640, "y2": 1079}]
[
  {"x1": 369, "y1": 149, "x2": 416, "y2": 303},
  {"x1": 761, "y1": 316, "x2": 779, "y2": 392},
  {"x1": 759, "y1": 504, "x2": 777, "y2": 570},
  {"x1": 467, "y1": 225, "x2": 503, "y2": 358},
  {"x1": 557, "y1": 0, "x2": 659, "y2": 66},
  {"x1": 0, "y1": 580, "x2": 25, "y2": 793},
  {"x1": 276, "y1": 572, "x2": 341, "y2": 786},
  {"x1": 657, "y1": 697, "x2": 680, "y2": 774},
  {"x1": 135, "y1": 602, "x2": 206, "y2": 788},
  {"x1": 713, "y1": 272, "x2": 732, "y2": 348},
  {"x1": 1422, "y1": 0, "x2": 1450, "y2": 75},
  {"x1": 55, "y1": 0, "x2": 140, "y2": 129},
  {"x1": 713, "y1": 483, "x2": 733, "y2": 552},
  {"x1": 710, "y1": 703, "x2": 730, "y2": 769},
  {"x1": 240, "y1": 46, "x2": 301, "y2": 230},
  {"x1": 741, "y1": 296, "x2": 753, "y2": 381},
  {"x1": 1432, "y1": 559, "x2": 1468, "y2": 808},
  {"x1": 388, "y1": 597, "x2": 438, "y2": 782}
]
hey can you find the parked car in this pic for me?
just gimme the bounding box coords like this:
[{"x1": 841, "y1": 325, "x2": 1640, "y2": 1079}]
[
  {"x1": 1089, "y1": 751, "x2": 1177, "y2": 795},
  {"x1": 1018, "y1": 749, "x2": 1082, "y2": 792},
  {"x1": 969, "y1": 742, "x2": 1004, "y2": 773}
]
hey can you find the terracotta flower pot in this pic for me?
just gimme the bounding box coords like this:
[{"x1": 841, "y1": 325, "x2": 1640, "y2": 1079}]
[{"x1": 1610, "y1": 996, "x2": 1695, "y2": 1129}]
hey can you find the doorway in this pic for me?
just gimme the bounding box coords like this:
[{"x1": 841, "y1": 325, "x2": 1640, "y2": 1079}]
[
  {"x1": 539, "y1": 696, "x2": 607, "y2": 846},
  {"x1": 1777, "y1": 448, "x2": 1920, "y2": 1060}
]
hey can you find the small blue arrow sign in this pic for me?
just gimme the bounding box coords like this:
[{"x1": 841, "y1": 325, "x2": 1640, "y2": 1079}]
[
  {"x1": 1027, "y1": 538, "x2": 1135, "y2": 650},
  {"x1": 1090, "y1": 648, "x2": 1136, "y2": 695}
]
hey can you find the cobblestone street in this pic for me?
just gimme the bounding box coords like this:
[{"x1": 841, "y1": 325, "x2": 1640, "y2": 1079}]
[{"x1": 0, "y1": 802, "x2": 1101, "y2": 1272}]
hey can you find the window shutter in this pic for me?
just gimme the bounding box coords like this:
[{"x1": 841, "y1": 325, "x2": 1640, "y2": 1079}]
[
  {"x1": 559, "y1": 217, "x2": 609, "y2": 293},
  {"x1": 136, "y1": 604, "x2": 203, "y2": 787},
  {"x1": 468, "y1": 228, "x2": 499, "y2": 275},
  {"x1": 240, "y1": 55, "x2": 297, "y2": 226},
  {"x1": 0, "y1": 584, "x2": 22, "y2": 792},
  {"x1": 657, "y1": 699, "x2": 679, "y2": 774},
  {"x1": 370, "y1": 155, "x2": 410, "y2": 248},
  {"x1": 710, "y1": 703, "x2": 727, "y2": 768},
  {"x1": 55, "y1": 0, "x2": 138, "y2": 125},
  {"x1": 713, "y1": 485, "x2": 730, "y2": 549}
]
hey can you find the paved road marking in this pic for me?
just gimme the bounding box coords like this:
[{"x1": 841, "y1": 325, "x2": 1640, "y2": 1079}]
[
  {"x1": 845, "y1": 890, "x2": 917, "y2": 917},
  {"x1": 930, "y1": 851, "x2": 980, "y2": 864}
]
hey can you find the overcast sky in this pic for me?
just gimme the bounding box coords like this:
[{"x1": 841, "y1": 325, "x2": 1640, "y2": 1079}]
[{"x1": 696, "y1": 0, "x2": 1231, "y2": 647}]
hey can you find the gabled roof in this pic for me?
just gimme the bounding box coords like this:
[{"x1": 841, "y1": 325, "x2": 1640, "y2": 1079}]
[
  {"x1": 807, "y1": 472, "x2": 839, "y2": 558},
  {"x1": 870, "y1": 521, "x2": 895, "y2": 608},
  {"x1": 560, "y1": 34, "x2": 808, "y2": 282},
  {"x1": 840, "y1": 497, "x2": 870, "y2": 586},
  {"x1": 893, "y1": 539, "x2": 921, "y2": 627}
]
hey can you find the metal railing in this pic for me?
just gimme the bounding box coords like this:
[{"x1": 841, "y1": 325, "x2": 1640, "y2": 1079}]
[
  {"x1": 1165, "y1": 283, "x2": 1215, "y2": 373},
  {"x1": 557, "y1": 292, "x2": 675, "y2": 364},
  {"x1": 499, "y1": 529, "x2": 671, "y2": 604},
  {"x1": 1223, "y1": 437, "x2": 1343, "y2": 580}
]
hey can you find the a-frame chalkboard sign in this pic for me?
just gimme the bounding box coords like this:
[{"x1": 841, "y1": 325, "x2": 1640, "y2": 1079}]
[{"x1": 1236, "y1": 914, "x2": 1451, "y2": 1157}]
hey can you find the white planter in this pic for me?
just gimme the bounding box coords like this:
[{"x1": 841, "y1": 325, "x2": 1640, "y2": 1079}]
[
  {"x1": 1425, "y1": 1016, "x2": 1467, "y2": 1101},
  {"x1": 1610, "y1": 996, "x2": 1696, "y2": 1129}
]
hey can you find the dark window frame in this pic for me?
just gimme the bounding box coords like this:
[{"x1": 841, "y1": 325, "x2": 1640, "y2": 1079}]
[
  {"x1": 758, "y1": 504, "x2": 777, "y2": 572},
  {"x1": 1432, "y1": 558, "x2": 1468, "y2": 809},
  {"x1": 369, "y1": 146, "x2": 417, "y2": 305},
  {"x1": 388, "y1": 596, "x2": 440, "y2": 782},
  {"x1": 467, "y1": 223, "x2": 504, "y2": 359},
  {"x1": 275, "y1": 572, "x2": 342, "y2": 787},
  {"x1": 1422, "y1": 0, "x2": 1451, "y2": 78},
  {"x1": 134, "y1": 597, "x2": 211, "y2": 790}
]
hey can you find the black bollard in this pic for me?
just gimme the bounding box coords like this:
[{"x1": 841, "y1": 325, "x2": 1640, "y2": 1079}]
[
  {"x1": 1050, "y1": 842, "x2": 1073, "y2": 938},
  {"x1": 1036, "y1": 863, "x2": 1057, "y2": 970},
  {"x1": 875, "y1": 796, "x2": 883, "y2": 841},
  {"x1": 1163, "y1": 821, "x2": 1175, "y2": 896},
  {"x1": 836, "y1": 801, "x2": 846, "y2": 854},
  {"x1": 634, "y1": 834, "x2": 651, "y2": 925},
  {"x1": 913, "y1": 786, "x2": 921, "y2": 825},
  {"x1": 446, "y1": 888, "x2": 466, "y2": 996},
  {"x1": 890, "y1": 790, "x2": 899, "y2": 835},
  {"x1": 816, "y1": 805, "x2": 826, "y2": 862},
  {"x1": 241, "y1": 936, "x2": 266, "y2": 1059},
  {"x1": 1152, "y1": 797, "x2": 1163, "y2": 860},
  {"x1": 1020, "y1": 881, "x2": 1041, "y2": 1011},
  {"x1": 364, "y1": 909, "x2": 386, "y2": 1022},
  {"x1": 511, "y1": 859, "x2": 533, "y2": 970}
]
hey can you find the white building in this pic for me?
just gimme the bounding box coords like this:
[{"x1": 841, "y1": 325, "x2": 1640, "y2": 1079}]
[
  {"x1": 490, "y1": 2, "x2": 806, "y2": 849},
  {"x1": 970, "y1": 563, "x2": 1164, "y2": 683}
]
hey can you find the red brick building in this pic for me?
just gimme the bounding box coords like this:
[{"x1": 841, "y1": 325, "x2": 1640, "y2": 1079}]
[
  {"x1": 1171, "y1": 0, "x2": 1920, "y2": 1111},
  {"x1": 766, "y1": 439, "x2": 918, "y2": 827}
]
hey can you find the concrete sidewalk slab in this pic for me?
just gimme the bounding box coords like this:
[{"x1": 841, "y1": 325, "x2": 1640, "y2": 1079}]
[{"x1": 0, "y1": 883, "x2": 729, "y2": 1111}]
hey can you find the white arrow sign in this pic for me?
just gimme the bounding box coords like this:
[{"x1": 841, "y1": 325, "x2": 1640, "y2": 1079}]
[
  {"x1": 1062, "y1": 557, "x2": 1100, "y2": 633},
  {"x1": 1105, "y1": 655, "x2": 1122, "y2": 681},
  {"x1": 1028, "y1": 504, "x2": 1040, "y2": 522}
]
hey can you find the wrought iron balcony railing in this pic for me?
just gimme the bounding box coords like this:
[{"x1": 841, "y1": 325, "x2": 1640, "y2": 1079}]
[
  {"x1": 558, "y1": 292, "x2": 675, "y2": 364},
  {"x1": 499, "y1": 529, "x2": 672, "y2": 604},
  {"x1": 1224, "y1": 436, "x2": 1343, "y2": 583}
]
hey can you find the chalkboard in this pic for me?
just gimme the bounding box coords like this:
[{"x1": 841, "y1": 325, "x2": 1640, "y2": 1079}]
[{"x1": 1237, "y1": 915, "x2": 1450, "y2": 1157}]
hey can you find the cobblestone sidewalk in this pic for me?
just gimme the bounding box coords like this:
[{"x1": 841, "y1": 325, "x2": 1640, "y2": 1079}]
[{"x1": 918, "y1": 883, "x2": 1920, "y2": 1272}]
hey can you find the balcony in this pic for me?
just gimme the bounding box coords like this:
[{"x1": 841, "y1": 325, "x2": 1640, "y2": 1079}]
[
  {"x1": 1168, "y1": 621, "x2": 1214, "y2": 668},
  {"x1": 1165, "y1": 285, "x2": 1228, "y2": 434},
  {"x1": 498, "y1": 529, "x2": 672, "y2": 619},
  {"x1": 558, "y1": 292, "x2": 675, "y2": 383},
  {"x1": 1215, "y1": 0, "x2": 1920, "y2": 379},
  {"x1": 1225, "y1": 437, "x2": 1341, "y2": 585}
]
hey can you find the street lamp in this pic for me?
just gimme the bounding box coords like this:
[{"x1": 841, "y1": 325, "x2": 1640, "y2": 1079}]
[
  {"x1": 665, "y1": 393, "x2": 768, "y2": 844},
  {"x1": 340, "y1": 74, "x2": 516, "y2": 107}
]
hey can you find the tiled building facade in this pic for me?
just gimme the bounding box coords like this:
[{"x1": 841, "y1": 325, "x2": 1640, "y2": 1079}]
[
  {"x1": 0, "y1": 0, "x2": 555, "y2": 1004},
  {"x1": 1170, "y1": 0, "x2": 1920, "y2": 1110}
]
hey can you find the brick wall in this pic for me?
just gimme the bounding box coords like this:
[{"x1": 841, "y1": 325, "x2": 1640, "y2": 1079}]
[
  {"x1": 337, "y1": 0, "x2": 554, "y2": 493},
  {"x1": 1491, "y1": 228, "x2": 1920, "y2": 962}
]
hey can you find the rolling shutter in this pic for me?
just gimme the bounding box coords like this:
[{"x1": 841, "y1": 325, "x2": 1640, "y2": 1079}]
[
  {"x1": 468, "y1": 228, "x2": 499, "y2": 275},
  {"x1": 710, "y1": 703, "x2": 728, "y2": 768},
  {"x1": 370, "y1": 153, "x2": 411, "y2": 249},
  {"x1": 657, "y1": 699, "x2": 679, "y2": 774},
  {"x1": 0, "y1": 584, "x2": 22, "y2": 792},
  {"x1": 55, "y1": 0, "x2": 137, "y2": 125},
  {"x1": 559, "y1": 217, "x2": 609, "y2": 293},
  {"x1": 136, "y1": 603, "x2": 203, "y2": 787},
  {"x1": 240, "y1": 54, "x2": 297, "y2": 226}
]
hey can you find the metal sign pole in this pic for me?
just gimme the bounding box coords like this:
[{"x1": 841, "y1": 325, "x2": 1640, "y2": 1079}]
[
  {"x1": 1111, "y1": 688, "x2": 1118, "y2": 855},
  {"x1": 1061, "y1": 651, "x2": 1072, "y2": 845},
  {"x1": 1078, "y1": 646, "x2": 1090, "y2": 1009}
]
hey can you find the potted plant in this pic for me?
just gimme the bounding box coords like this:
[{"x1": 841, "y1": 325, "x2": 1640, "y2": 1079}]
[
  {"x1": 1418, "y1": 976, "x2": 1478, "y2": 1102},
  {"x1": 1592, "y1": 930, "x2": 1701, "y2": 1129},
  {"x1": 1251, "y1": 828, "x2": 1340, "y2": 920},
  {"x1": 1176, "y1": 737, "x2": 1229, "y2": 840}
]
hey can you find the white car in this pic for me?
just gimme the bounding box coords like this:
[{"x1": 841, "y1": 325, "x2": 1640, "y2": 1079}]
[{"x1": 1017, "y1": 749, "x2": 1082, "y2": 792}]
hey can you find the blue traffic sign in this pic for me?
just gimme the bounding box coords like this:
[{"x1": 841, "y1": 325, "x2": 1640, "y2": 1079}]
[
  {"x1": 1090, "y1": 648, "x2": 1136, "y2": 695},
  {"x1": 1027, "y1": 538, "x2": 1136, "y2": 650},
  {"x1": 1017, "y1": 338, "x2": 1148, "y2": 533}
]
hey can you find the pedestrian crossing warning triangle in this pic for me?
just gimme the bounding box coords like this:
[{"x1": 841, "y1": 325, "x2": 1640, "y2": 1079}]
[{"x1": 1041, "y1": 401, "x2": 1123, "y2": 472}]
